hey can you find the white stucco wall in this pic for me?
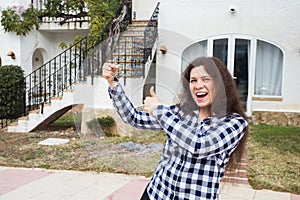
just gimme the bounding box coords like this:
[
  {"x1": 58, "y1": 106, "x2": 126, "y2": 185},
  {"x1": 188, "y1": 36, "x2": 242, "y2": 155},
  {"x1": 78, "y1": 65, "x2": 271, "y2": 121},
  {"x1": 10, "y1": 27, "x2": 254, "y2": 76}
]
[
  {"x1": 0, "y1": 1, "x2": 22, "y2": 67},
  {"x1": 20, "y1": 30, "x2": 88, "y2": 75},
  {"x1": 73, "y1": 76, "x2": 145, "y2": 110},
  {"x1": 153, "y1": 0, "x2": 300, "y2": 113},
  {"x1": 1, "y1": 0, "x2": 299, "y2": 116},
  {"x1": 0, "y1": 0, "x2": 89, "y2": 75},
  {"x1": 132, "y1": 0, "x2": 160, "y2": 19}
]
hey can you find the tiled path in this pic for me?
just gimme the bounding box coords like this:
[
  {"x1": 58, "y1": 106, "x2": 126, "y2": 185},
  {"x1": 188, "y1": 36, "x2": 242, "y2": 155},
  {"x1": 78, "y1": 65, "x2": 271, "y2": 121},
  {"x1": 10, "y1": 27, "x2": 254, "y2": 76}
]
[{"x1": 0, "y1": 167, "x2": 299, "y2": 200}]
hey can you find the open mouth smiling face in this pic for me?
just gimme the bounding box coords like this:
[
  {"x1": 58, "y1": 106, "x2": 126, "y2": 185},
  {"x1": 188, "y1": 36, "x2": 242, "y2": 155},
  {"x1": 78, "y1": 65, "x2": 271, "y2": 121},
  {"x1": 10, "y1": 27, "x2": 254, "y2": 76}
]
[
  {"x1": 189, "y1": 66, "x2": 213, "y2": 109},
  {"x1": 196, "y1": 92, "x2": 208, "y2": 99}
]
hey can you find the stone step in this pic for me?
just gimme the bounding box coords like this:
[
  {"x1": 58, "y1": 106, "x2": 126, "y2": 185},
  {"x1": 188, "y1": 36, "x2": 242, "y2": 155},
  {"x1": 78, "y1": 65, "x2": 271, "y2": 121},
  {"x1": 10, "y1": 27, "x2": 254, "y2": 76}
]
[
  {"x1": 121, "y1": 33, "x2": 144, "y2": 38},
  {"x1": 111, "y1": 54, "x2": 143, "y2": 61},
  {"x1": 114, "y1": 40, "x2": 143, "y2": 49},
  {"x1": 129, "y1": 24, "x2": 148, "y2": 29},
  {"x1": 111, "y1": 58, "x2": 144, "y2": 64},
  {"x1": 114, "y1": 50, "x2": 144, "y2": 56},
  {"x1": 124, "y1": 24, "x2": 146, "y2": 30},
  {"x1": 118, "y1": 70, "x2": 143, "y2": 77},
  {"x1": 126, "y1": 26, "x2": 146, "y2": 32},
  {"x1": 115, "y1": 43, "x2": 144, "y2": 49},
  {"x1": 131, "y1": 19, "x2": 149, "y2": 25},
  {"x1": 7, "y1": 88, "x2": 76, "y2": 133},
  {"x1": 117, "y1": 37, "x2": 144, "y2": 44},
  {"x1": 17, "y1": 116, "x2": 29, "y2": 121},
  {"x1": 121, "y1": 32, "x2": 144, "y2": 36},
  {"x1": 8, "y1": 122, "x2": 18, "y2": 127},
  {"x1": 114, "y1": 59, "x2": 144, "y2": 64},
  {"x1": 29, "y1": 109, "x2": 40, "y2": 114},
  {"x1": 112, "y1": 53, "x2": 144, "y2": 57}
]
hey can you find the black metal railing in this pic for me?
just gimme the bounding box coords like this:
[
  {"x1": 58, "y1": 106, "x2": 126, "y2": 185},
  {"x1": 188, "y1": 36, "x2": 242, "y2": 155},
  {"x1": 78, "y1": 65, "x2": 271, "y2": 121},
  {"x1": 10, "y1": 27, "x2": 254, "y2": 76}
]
[
  {"x1": 24, "y1": 1, "x2": 134, "y2": 114},
  {"x1": 25, "y1": 36, "x2": 96, "y2": 113},
  {"x1": 113, "y1": 35, "x2": 144, "y2": 77},
  {"x1": 0, "y1": 1, "x2": 160, "y2": 130},
  {"x1": 144, "y1": 2, "x2": 160, "y2": 64},
  {"x1": 112, "y1": 2, "x2": 160, "y2": 82}
]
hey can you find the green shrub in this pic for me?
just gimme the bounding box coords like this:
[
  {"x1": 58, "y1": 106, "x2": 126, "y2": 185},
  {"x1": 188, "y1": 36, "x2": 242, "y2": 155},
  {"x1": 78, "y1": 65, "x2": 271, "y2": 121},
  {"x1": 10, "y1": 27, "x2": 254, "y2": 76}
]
[
  {"x1": 97, "y1": 115, "x2": 115, "y2": 129},
  {"x1": 87, "y1": 115, "x2": 116, "y2": 136},
  {"x1": 98, "y1": 115, "x2": 116, "y2": 136},
  {"x1": 0, "y1": 65, "x2": 25, "y2": 119},
  {"x1": 87, "y1": 118, "x2": 99, "y2": 131}
]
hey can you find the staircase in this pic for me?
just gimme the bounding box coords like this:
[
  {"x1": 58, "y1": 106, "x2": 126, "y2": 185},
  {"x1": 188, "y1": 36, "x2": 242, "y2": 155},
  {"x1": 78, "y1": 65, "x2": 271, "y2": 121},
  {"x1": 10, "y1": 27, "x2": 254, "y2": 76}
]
[
  {"x1": 111, "y1": 20, "x2": 148, "y2": 78},
  {"x1": 7, "y1": 90, "x2": 74, "y2": 132},
  {"x1": 3, "y1": 2, "x2": 160, "y2": 133}
]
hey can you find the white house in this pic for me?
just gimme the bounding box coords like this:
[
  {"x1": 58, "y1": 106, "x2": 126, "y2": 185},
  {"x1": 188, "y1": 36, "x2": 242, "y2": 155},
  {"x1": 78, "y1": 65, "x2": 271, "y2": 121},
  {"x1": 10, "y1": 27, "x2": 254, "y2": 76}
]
[
  {"x1": 0, "y1": 0, "x2": 89, "y2": 76},
  {"x1": 135, "y1": 0, "x2": 300, "y2": 126},
  {"x1": 1, "y1": 0, "x2": 300, "y2": 132}
]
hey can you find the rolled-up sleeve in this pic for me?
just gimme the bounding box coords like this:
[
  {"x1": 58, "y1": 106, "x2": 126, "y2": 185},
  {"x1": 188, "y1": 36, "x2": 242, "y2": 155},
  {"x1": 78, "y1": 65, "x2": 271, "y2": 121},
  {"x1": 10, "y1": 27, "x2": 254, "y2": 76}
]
[{"x1": 108, "y1": 84, "x2": 162, "y2": 130}]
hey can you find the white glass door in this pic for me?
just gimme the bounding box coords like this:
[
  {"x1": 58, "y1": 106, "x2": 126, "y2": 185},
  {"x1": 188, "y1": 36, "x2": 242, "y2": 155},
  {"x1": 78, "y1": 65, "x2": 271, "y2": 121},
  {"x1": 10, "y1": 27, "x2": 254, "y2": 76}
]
[
  {"x1": 233, "y1": 39, "x2": 250, "y2": 109},
  {"x1": 212, "y1": 37, "x2": 250, "y2": 110},
  {"x1": 181, "y1": 36, "x2": 252, "y2": 114}
]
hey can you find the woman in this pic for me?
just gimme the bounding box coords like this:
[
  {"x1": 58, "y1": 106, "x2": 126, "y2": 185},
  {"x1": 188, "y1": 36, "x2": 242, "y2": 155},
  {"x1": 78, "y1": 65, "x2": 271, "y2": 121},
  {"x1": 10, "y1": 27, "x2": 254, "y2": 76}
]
[{"x1": 102, "y1": 56, "x2": 248, "y2": 200}]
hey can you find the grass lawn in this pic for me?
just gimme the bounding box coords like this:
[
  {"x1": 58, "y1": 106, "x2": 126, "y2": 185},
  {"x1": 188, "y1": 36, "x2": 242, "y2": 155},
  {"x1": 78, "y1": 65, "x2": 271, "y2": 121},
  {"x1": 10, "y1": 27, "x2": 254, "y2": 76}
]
[
  {"x1": 0, "y1": 112, "x2": 299, "y2": 195},
  {"x1": 247, "y1": 124, "x2": 300, "y2": 194}
]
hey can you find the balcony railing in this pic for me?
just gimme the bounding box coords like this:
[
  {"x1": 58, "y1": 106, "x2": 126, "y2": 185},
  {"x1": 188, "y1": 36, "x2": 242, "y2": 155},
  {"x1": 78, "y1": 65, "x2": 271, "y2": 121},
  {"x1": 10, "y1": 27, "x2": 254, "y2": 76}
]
[
  {"x1": 32, "y1": 0, "x2": 89, "y2": 25},
  {"x1": 144, "y1": 2, "x2": 160, "y2": 63}
]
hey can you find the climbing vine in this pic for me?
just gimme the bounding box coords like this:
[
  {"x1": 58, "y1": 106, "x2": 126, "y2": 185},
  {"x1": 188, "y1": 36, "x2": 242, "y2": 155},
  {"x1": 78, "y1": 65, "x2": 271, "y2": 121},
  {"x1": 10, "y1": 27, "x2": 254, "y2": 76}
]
[{"x1": 1, "y1": 0, "x2": 121, "y2": 38}]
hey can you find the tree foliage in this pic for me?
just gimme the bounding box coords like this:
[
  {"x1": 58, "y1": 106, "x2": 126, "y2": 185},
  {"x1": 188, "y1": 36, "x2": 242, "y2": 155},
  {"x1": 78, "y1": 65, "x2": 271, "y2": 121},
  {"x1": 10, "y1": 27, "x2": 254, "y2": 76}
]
[
  {"x1": 1, "y1": 0, "x2": 122, "y2": 41},
  {"x1": 86, "y1": 0, "x2": 121, "y2": 43},
  {"x1": 41, "y1": 0, "x2": 88, "y2": 25},
  {"x1": 0, "y1": 6, "x2": 40, "y2": 36},
  {"x1": 43, "y1": 0, "x2": 85, "y2": 16}
]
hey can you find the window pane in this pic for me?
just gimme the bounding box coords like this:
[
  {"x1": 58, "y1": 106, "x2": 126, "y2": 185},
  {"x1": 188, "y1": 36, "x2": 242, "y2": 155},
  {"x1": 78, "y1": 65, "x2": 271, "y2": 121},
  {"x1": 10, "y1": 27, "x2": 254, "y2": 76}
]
[
  {"x1": 213, "y1": 39, "x2": 228, "y2": 65},
  {"x1": 234, "y1": 39, "x2": 249, "y2": 108},
  {"x1": 181, "y1": 40, "x2": 207, "y2": 72},
  {"x1": 255, "y1": 40, "x2": 283, "y2": 96}
]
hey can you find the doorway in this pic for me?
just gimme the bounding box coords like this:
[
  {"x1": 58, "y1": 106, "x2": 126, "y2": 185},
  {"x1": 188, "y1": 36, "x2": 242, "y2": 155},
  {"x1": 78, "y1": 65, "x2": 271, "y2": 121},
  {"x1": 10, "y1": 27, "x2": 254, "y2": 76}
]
[
  {"x1": 213, "y1": 38, "x2": 249, "y2": 110},
  {"x1": 182, "y1": 36, "x2": 251, "y2": 113},
  {"x1": 233, "y1": 39, "x2": 249, "y2": 108}
]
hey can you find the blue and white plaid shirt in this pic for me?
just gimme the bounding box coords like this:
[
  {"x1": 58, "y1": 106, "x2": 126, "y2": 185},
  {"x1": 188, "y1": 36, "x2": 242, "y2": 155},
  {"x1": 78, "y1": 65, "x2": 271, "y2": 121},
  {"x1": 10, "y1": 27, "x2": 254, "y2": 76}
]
[{"x1": 109, "y1": 84, "x2": 248, "y2": 200}]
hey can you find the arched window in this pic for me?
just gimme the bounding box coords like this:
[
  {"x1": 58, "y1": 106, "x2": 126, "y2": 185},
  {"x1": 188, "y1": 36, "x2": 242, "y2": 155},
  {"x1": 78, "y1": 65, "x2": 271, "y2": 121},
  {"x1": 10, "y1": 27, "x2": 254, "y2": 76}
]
[
  {"x1": 181, "y1": 40, "x2": 207, "y2": 73},
  {"x1": 181, "y1": 36, "x2": 284, "y2": 114},
  {"x1": 254, "y1": 40, "x2": 283, "y2": 96}
]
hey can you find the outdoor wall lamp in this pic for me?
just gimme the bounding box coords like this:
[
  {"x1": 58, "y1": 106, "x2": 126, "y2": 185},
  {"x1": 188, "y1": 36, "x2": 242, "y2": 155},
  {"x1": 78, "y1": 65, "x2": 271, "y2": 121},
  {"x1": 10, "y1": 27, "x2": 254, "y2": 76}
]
[
  {"x1": 7, "y1": 51, "x2": 16, "y2": 59},
  {"x1": 159, "y1": 45, "x2": 167, "y2": 54}
]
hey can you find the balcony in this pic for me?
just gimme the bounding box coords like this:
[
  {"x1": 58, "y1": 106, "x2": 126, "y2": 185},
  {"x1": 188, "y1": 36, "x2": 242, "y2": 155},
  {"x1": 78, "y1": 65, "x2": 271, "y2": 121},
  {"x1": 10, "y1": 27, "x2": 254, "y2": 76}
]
[{"x1": 32, "y1": 0, "x2": 89, "y2": 31}]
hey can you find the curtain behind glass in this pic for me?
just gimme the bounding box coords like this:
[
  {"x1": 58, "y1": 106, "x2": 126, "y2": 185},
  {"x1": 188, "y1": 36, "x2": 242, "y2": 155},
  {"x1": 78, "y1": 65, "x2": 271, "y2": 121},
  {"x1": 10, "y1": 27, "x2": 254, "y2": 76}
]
[{"x1": 255, "y1": 40, "x2": 283, "y2": 96}]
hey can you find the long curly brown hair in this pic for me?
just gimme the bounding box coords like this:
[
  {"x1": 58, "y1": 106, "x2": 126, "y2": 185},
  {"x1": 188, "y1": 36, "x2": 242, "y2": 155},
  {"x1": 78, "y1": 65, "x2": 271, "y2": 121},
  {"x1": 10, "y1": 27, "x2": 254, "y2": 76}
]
[{"x1": 180, "y1": 56, "x2": 248, "y2": 171}]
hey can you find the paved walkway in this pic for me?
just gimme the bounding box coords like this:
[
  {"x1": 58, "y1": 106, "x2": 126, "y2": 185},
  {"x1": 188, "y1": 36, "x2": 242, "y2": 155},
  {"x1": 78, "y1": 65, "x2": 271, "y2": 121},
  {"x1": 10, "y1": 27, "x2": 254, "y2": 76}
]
[{"x1": 0, "y1": 167, "x2": 299, "y2": 200}]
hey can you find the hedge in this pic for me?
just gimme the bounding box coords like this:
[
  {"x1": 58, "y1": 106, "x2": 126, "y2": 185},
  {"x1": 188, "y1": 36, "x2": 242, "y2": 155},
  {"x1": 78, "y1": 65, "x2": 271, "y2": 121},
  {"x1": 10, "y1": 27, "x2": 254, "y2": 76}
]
[{"x1": 0, "y1": 65, "x2": 26, "y2": 119}]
